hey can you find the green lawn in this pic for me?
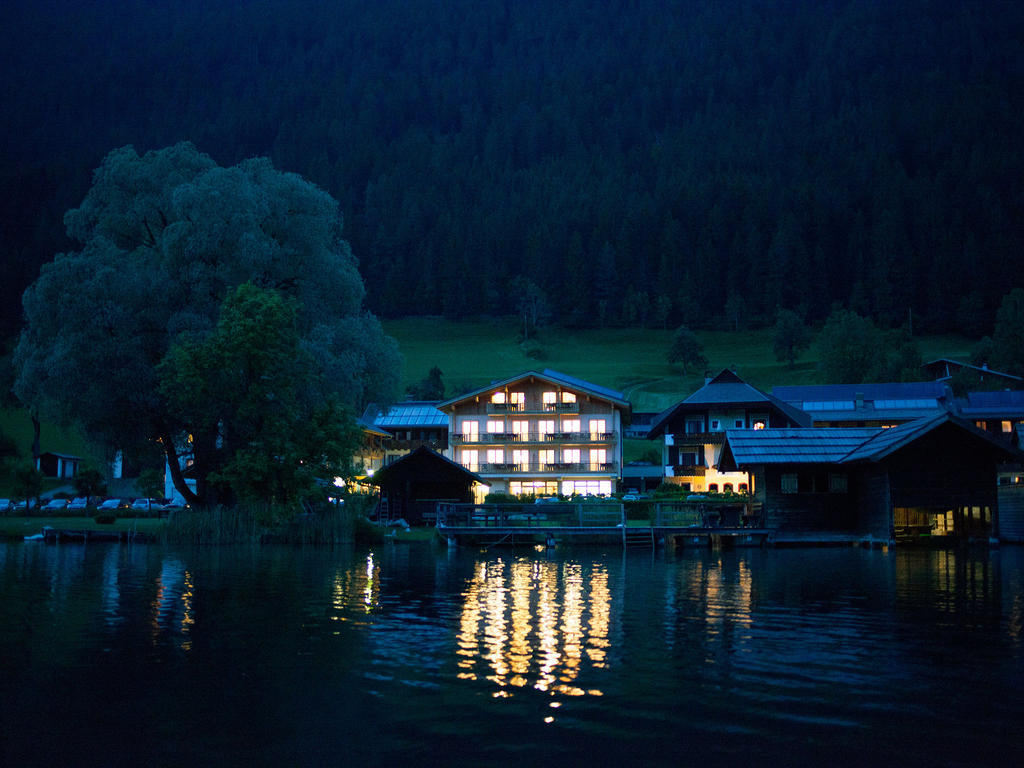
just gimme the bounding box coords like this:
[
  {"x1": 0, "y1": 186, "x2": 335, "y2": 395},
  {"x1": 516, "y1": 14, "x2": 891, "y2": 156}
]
[{"x1": 384, "y1": 317, "x2": 976, "y2": 413}]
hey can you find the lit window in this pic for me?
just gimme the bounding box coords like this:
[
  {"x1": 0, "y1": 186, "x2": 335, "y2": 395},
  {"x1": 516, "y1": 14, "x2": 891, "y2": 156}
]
[
  {"x1": 975, "y1": 421, "x2": 987, "y2": 430},
  {"x1": 562, "y1": 392, "x2": 577, "y2": 404},
  {"x1": 752, "y1": 420, "x2": 766, "y2": 430},
  {"x1": 562, "y1": 418, "x2": 580, "y2": 434},
  {"x1": 1002, "y1": 421, "x2": 1013, "y2": 433},
  {"x1": 539, "y1": 449, "x2": 555, "y2": 469},
  {"x1": 563, "y1": 449, "x2": 580, "y2": 464},
  {"x1": 509, "y1": 392, "x2": 525, "y2": 409},
  {"x1": 511, "y1": 420, "x2": 529, "y2": 440},
  {"x1": 543, "y1": 391, "x2": 557, "y2": 405},
  {"x1": 491, "y1": 391, "x2": 506, "y2": 404},
  {"x1": 487, "y1": 419, "x2": 504, "y2": 434},
  {"x1": 461, "y1": 420, "x2": 479, "y2": 439},
  {"x1": 461, "y1": 450, "x2": 478, "y2": 472},
  {"x1": 590, "y1": 448, "x2": 607, "y2": 470},
  {"x1": 486, "y1": 449, "x2": 504, "y2": 465},
  {"x1": 512, "y1": 449, "x2": 529, "y2": 471},
  {"x1": 589, "y1": 419, "x2": 607, "y2": 439},
  {"x1": 538, "y1": 420, "x2": 555, "y2": 440}
]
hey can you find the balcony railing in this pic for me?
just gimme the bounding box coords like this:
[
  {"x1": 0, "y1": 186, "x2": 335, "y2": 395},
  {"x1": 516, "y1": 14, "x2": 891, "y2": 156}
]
[
  {"x1": 486, "y1": 401, "x2": 580, "y2": 414},
  {"x1": 672, "y1": 431, "x2": 725, "y2": 445},
  {"x1": 472, "y1": 461, "x2": 618, "y2": 475},
  {"x1": 452, "y1": 430, "x2": 616, "y2": 445}
]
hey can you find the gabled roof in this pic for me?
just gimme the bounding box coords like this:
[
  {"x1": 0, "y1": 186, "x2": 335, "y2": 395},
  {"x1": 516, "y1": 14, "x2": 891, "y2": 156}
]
[
  {"x1": 955, "y1": 389, "x2": 1024, "y2": 420},
  {"x1": 721, "y1": 412, "x2": 1021, "y2": 469},
  {"x1": 647, "y1": 369, "x2": 810, "y2": 438},
  {"x1": 923, "y1": 358, "x2": 1023, "y2": 384},
  {"x1": 722, "y1": 428, "x2": 879, "y2": 466},
  {"x1": 362, "y1": 401, "x2": 449, "y2": 429},
  {"x1": 438, "y1": 369, "x2": 629, "y2": 410},
  {"x1": 367, "y1": 446, "x2": 488, "y2": 488},
  {"x1": 771, "y1": 380, "x2": 951, "y2": 423}
]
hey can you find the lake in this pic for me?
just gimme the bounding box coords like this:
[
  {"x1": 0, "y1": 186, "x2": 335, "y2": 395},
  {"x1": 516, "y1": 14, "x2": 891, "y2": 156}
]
[{"x1": 2, "y1": 540, "x2": 1023, "y2": 767}]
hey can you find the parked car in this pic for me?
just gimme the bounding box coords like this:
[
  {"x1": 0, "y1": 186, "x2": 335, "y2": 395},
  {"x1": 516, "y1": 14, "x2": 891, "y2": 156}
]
[
  {"x1": 97, "y1": 498, "x2": 127, "y2": 511},
  {"x1": 0, "y1": 498, "x2": 13, "y2": 513},
  {"x1": 14, "y1": 499, "x2": 38, "y2": 511},
  {"x1": 42, "y1": 498, "x2": 69, "y2": 511},
  {"x1": 621, "y1": 493, "x2": 642, "y2": 502},
  {"x1": 131, "y1": 498, "x2": 160, "y2": 511},
  {"x1": 68, "y1": 497, "x2": 91, "y2": 511}
]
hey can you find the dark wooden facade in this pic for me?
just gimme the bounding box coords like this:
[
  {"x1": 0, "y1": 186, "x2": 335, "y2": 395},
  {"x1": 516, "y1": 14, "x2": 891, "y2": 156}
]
[
  {"x1": 722, "y1": 415, "x2": 1020, "y2": 543},
  {"x1": 368, "y1": 446, "x2": 486, "y2": 525}
]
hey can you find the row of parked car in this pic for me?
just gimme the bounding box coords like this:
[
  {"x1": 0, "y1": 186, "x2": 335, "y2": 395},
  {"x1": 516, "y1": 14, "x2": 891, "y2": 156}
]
[{"x1": 0, "y1": 497, "x2": 185, "y2": 514}]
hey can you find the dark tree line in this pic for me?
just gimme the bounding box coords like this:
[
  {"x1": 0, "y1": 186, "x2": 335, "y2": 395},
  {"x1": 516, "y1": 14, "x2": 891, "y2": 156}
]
[{"x1": 2, "y1": 0, "x2": 1023, "y2": 342}]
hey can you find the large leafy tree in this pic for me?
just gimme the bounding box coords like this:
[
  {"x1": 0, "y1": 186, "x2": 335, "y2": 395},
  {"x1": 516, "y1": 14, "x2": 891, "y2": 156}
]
[
  {"x1": 817, "y1": 308, "x2": 921, "y2": 384},
  {"x1": 14, "y1": 143, "x2": 401, "y2": 506},
  {"x1": 160, "y1": 283, "x2": 357, "y2": 505},
  {"x1": 667, "y1": 325, "x2": 708, "y2": 376}
]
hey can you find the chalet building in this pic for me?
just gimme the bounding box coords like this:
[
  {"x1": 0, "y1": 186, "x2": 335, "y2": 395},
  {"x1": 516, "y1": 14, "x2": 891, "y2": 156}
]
[
  {"x1": 646, "y1": 369, "x2": 810, "y2": 494},
  {"x1": 953, "y1": 389, "x2": 1024, "y2": 442},
  {"x1": 360, "y1": 401, "x2": 449, "y2": 466},
  {"x1": 438, "y1": 369, "x2": 631, "y2": 500},
  {"x1": 353, "y1": 418, "x2": 392, "y2": 478},
  {"x1": 771, "y1": 381, "x2": 953, "y2": 428},
  {"x1": 718, "y1": 412, "x2": 1022, "y2": 543}
]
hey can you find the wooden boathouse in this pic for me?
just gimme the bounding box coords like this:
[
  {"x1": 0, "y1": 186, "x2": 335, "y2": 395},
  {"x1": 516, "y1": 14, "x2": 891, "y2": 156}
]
[{"x1": 718, "y1": 412, "x2": 1023, "y2": 544}]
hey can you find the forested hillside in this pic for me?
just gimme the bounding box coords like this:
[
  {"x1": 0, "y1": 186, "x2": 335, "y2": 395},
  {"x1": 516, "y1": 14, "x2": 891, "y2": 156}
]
[{"x1": 2, "y1": 0, "x2": 1022, "y2": 340}]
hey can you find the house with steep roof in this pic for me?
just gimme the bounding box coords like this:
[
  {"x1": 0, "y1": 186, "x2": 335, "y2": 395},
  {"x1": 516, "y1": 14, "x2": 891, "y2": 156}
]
[
  {"x1": 953, "y1": 389, "x2": 1024, "y2": 442},
  {"x1": 438, "y1": 369, "x2": 631, "y2": 500},
  {"x1": 360, "y1": 400, "x2": 449, "y2": 466},
  {"x1": 646, "y1": 369, "x2": 810, "y2": 494},
  {"x1": 718, "y1": 412, "x2": 1022, "y2": 542},
  {"x1": 771, "y1": 381, "x2": 953, "y2": 427}
]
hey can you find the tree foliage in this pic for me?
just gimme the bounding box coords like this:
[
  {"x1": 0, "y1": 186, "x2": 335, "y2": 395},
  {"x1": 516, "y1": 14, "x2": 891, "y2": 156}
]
[
  {"x1": 990, "y1": 288, "x2": 1024, "y2": 378},
  {"x1": 2, "y1": 1, "x2": 1024, "y2": 340},
  {"x1": 14, "y1": 143, "x2": 400, "y2": 506},
  {"x1": 817, "y1": 309, "x2": 922, "y2": 384},
  {"x1": 667, "y1": 326, "x2": 707, "y2": 376},
  {"x1": 772, "y1": 309, "x2": 812, "y2": 368},
  {"x1": 159, "y1": 282, "x2": 358, "y2": 505}
]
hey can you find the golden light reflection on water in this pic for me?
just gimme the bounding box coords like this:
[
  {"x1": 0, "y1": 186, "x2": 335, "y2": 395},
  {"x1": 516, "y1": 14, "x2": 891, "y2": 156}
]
[
  {"x1": 149, "y1": 558, "x2": 194, "y2": 650},
  {"x1": 455, "y1": 558, "x2": 610, "y2": 704},
  {"x1": 330, "y1": 552, "x2": 381, "y2": 623}
]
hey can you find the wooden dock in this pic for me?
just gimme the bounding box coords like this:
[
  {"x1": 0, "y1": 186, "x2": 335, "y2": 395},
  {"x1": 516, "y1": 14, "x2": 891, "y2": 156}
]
[{"x1": 435, "y1": 501, "x2": 772, "y2": 549}]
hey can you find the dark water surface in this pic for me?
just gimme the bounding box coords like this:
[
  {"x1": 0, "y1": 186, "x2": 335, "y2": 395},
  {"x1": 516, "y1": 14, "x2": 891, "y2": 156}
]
[{"x1": 2, "y1": 541, "x2": 1023, "y2": 767}]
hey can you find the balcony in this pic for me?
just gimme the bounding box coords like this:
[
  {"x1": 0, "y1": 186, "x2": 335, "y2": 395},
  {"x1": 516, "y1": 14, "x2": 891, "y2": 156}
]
[
  {"x1": 474, "y1": 461, "x2": 618, "y2": 475},
  {"x1": 454, "y1": 430, "x2": 617, "y2": 445},
  {"x1": 541, "y1": 401, "x2": 579, "y2": 414},
  {"x1": 486, "y1": 400, "x2": 581, "y2": 414},
  {"x1": 671, "y1": 431, "x2": 724, "y2": 445}
]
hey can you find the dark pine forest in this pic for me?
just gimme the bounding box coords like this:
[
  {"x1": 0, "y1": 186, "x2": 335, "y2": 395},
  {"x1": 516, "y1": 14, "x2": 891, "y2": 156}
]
[{"x1": 2, "y1": 0, "x2": 1023, "y2": 342}]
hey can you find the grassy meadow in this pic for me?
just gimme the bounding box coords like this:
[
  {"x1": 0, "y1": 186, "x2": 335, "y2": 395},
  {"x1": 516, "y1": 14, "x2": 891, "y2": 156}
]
[
  {"x1": 383, "y1": 316, "x2": 975, "y2": 412},
  {"x1": 1, "y1": 317, "x2": 976, "y2": 495}
]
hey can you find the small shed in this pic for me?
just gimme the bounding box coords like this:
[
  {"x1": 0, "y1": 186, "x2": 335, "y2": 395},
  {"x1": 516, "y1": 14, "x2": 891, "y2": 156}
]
[
  {"x1": 36, "y1": 452, "x2": 81, "y2": 479},
  {"x1": 368, "y1": 446, "x2": 488, "y2": 525}
]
